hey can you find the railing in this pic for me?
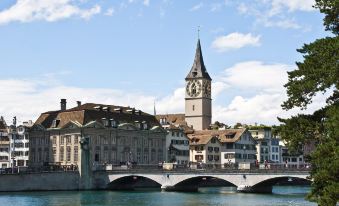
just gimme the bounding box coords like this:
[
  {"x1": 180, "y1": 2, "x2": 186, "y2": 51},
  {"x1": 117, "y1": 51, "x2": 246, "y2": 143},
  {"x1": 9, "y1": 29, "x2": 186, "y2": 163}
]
[
  {"x1": 94, "y1": 163, "x2": 311, "y2": 174},
  {"x1": 0, "y1": 165, "x2": 79, "y2": 175}
]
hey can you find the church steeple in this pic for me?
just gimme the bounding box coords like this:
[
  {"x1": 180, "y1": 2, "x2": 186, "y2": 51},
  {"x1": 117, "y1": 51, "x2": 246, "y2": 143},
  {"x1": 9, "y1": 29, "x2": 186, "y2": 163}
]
[
  {"x1": 185, "y1": 39, "x2": 211, "y2": 80},
  {"x1": 185, "y1": 38, "x2": 212, "y2": 131}
]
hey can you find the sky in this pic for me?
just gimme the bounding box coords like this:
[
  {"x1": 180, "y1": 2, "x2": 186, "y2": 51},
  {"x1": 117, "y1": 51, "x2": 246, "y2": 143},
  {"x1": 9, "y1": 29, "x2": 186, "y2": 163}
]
[{"x1": 0, "y1": 0, "x2": 331, "y2": 126}]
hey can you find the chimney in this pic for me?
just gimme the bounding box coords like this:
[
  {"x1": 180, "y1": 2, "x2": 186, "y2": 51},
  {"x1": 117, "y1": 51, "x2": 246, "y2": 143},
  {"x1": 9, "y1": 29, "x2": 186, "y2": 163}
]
[
  {"x1": 60, "y1": 99, "x2": 67, "y2": 111},
  {"x1": 77, "y1": 101, "x2": 81, "y2": 107}
]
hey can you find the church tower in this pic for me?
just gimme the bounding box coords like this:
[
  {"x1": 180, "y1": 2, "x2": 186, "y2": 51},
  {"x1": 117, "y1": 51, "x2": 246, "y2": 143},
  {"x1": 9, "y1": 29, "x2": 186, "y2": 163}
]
[{"x1": 185, "y1": 39, "x2": 212, "y2": 130}]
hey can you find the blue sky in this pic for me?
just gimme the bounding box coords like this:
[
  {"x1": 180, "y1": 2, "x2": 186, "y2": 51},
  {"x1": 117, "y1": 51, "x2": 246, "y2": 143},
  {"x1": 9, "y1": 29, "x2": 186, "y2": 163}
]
[{"x1": 0, "y1": 0, "x2": 331, "y2": 125}]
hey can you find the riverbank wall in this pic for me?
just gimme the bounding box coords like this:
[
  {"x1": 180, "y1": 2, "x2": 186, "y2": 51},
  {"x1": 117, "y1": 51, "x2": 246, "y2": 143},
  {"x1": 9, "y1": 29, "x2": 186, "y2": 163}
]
[{"x1": 0, "y1": 172, "x2": 80, "y2": 192}]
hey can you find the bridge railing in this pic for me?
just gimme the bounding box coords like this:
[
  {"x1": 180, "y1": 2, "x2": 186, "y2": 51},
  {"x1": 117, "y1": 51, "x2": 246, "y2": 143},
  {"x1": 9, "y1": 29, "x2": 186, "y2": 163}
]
[{"x1": 93, "y1": 163, "x2": 311, "y2": 174}]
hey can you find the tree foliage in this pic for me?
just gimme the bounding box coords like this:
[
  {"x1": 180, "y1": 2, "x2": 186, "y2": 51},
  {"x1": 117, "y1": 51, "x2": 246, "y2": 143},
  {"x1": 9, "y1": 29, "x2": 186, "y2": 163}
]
[{"x1": 278, "y1": 0, "x2": 339, "y2": 205}]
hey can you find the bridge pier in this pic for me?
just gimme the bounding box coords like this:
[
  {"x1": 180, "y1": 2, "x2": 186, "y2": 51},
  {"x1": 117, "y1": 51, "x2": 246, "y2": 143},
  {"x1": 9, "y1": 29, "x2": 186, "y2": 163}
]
[{"x1": 237, "y1": 185, "x2": 272, "y2": 194}]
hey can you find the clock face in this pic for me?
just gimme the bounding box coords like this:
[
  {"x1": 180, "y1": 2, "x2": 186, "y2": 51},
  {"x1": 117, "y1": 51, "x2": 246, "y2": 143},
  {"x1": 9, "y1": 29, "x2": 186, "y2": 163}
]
[
  {"x1": 186, "y1": 80, "x2": 202, "y2": 97},
  {"x1": 202, "y1": 80, "x2": 211, "y2": 98}
]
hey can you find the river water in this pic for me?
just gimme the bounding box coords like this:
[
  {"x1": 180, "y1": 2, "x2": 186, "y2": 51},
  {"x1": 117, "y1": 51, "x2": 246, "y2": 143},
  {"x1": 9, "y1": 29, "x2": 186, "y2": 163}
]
[{"x1": 0, "y1": 186, "x2": 315, "y2": 206}]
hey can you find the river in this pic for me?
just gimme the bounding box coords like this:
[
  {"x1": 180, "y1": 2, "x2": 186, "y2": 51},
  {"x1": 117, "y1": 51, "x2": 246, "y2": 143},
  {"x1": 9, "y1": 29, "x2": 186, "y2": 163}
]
[{"x1": 0, "y1": 186, "x2": 315, "y2": 206}]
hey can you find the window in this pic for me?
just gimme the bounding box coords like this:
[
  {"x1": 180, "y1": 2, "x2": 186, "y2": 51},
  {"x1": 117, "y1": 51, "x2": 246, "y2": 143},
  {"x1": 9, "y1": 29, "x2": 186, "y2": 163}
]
[
  {"x1": 60, "y1": 136, "x2": 65, "y2": 145},
  {"x1": 52, "y1": 136, "x2": 57, "y2": 145},
  {"x1": 214, "y1": 147, "x2": 219, "y2": 152},
  {"x1": 211, "y1": 138, "x2": 216, "y2": 143},
  {"x1": 192, "y1": 105, "x2": 195, "y2": 111},
  {"x1": 66, "y1": 146, "x2": 71, "y2": 162},
  {"x1": 66, "y1": 136, "x2": 71, "y2": 144},
  {"x1": 208, "y1": 155, "x2": 213, "y2": 161},
  {"x1": 208, "y1": 147, "x2": 213, "y2": 152},
  {"x1": 60, "y1": 147, "x2": 64, "y2": 161},
  {"x1": 74, "y1": 146, "x2": 78, "y2": 162},
  {"x1": 74, "y1": 136, "x2": 79, "y2": 145},
  {"x1": 214, "y1": 155, "x2": 219, "y2": 161},
  {"x1": 95, "y1": 153, "x2": 100, "y2": 162},
  {"x1": 224, "y1": 153, "x2": 234, "y2": 159},
  {"x1": 195, "y1": 155, "x2": 203, "y2": 161},
  {"x1": 53, "y1": 147, "x2": 57, "y2": 161}
]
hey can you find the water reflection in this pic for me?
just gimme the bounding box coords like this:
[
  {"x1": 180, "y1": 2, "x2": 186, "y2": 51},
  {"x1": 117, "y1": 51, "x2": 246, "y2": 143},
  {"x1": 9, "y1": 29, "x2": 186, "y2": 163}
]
[{"x1": 0, "y1": 186, "x2": 315, "y2": 206}]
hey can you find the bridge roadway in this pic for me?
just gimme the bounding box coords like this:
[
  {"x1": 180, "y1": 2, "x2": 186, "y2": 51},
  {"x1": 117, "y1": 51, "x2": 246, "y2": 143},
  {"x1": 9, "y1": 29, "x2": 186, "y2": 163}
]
[{"x1": 92, "y1": 168, "x2": 310, "y2": 193}]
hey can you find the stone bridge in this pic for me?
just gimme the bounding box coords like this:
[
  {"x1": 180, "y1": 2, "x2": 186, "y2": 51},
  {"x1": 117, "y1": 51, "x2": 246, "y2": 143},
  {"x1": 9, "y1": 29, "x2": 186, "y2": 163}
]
[{"x1": 92, "y1": 170, "x2": 310, "y2": 193}]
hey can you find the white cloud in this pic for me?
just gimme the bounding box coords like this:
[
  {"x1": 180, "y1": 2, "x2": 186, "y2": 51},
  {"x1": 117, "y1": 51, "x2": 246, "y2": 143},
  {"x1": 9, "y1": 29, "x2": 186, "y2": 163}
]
[
  {"x1": 221, "y1": 61, "x2": 293, "y2": 92},
  {"x1": 0, "y1": 77, "x2": 185, "y2": 124},
  {"x1": 0, "y1": 61, "x2": 328, "y2": 126},
  {"x1": 143, "y1": 0, "x2": 150, "y2": 6},
  {"x1": 212, "y1": 61, "x2": 328, "y2": 125},
  {"x1": 104, "y1": 7, "x2": 115, "y2": 16},
  {"x1": 189, "y1": 3, "x2": 203, "y2": 12},
  {"x1": 236, "y1": 0, "x2": 314, "y2": 30},
  {"x1": 270, "y1": 0, "x2": 315, "y2": 14},
  {"x1": 211, "y1": 32, "x2": 261, "y2": 52},
  {"x1": 0, "y1": 0, "x2": 101, "y2": 25}
]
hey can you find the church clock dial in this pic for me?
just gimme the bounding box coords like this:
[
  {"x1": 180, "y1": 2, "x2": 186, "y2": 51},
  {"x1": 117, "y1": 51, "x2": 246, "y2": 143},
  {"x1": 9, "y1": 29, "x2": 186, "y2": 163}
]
[
  {"x1": 186, "y1": 80, "x2": 202, "y2": 97},
  {"x1": 202, "y1": 80, "x2": 211, "y2": 98}
]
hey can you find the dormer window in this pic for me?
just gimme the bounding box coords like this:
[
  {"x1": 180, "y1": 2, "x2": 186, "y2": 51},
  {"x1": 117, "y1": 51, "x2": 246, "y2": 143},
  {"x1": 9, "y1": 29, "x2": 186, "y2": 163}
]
[
  {"x1": 110, "y1": 119, "x2": 117, "y2": 128},
  {"x1": 160, "y1": 118, "x2": 167, "y2": 125},
  {"x1": 135, "y1": 121, "x2": 141, "y2": 129},
  {"x1": 142, "y1": 121, "x2": 148, "y2": 130},
  {"x1": 51, "y1": 119, "x2": 60, "y2": 128},
  {"x1": 102, "y1": 118, "x2": 109, "y2": 127}
]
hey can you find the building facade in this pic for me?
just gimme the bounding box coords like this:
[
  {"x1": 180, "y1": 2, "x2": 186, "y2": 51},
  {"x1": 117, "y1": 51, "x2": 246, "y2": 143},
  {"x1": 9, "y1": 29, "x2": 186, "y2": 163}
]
[
  {"x1": 185, "y1": 39, "x2": 212, "y2": 130},
  {"x1": 0, "y1": 117, "x2": 10, "y2": 168},
  {"x1": 189, "y1": 129, "x2": 257, "y2": 166},
  {"x1": 9, "y1": 124, "x2": 31, "y2": 167},
  {"x1": 249, "y1": 127, "x2": 282, "y2": 163},
  {"x1": 29, "y1": 101, "x2": 167, "y2": 171}
]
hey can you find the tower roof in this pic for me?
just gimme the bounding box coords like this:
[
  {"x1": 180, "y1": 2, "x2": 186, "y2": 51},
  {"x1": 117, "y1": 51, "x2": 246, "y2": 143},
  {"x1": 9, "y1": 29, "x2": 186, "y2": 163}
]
[{"x1": 186, "y1": 39, "x2": 212, "y2": 80}]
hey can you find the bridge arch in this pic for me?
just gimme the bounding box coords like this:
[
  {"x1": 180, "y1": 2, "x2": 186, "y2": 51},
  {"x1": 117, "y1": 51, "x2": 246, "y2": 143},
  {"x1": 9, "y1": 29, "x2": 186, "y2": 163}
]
[
  {"x1": 251, "y1": 176, "x2": 311, "y2": 188},
  {"x1": 107, "y1": 175, "x2": 162, "y2": 190},
  {"x1": 249, "y1": 174, "x2": 310, "y2": 187}
]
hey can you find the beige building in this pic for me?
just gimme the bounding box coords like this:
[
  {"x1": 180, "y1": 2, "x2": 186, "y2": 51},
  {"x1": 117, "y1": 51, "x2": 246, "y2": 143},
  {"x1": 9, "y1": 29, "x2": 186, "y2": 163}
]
[
  {"x1": 29, "y1": 100, "x2": 167, "y2": 171},
  {"x1": 0, "y1": 117, "x2": 10, "y2": 169},
  {"x1": 189, "y1": 129, "x2": 257, "y2": 166}
]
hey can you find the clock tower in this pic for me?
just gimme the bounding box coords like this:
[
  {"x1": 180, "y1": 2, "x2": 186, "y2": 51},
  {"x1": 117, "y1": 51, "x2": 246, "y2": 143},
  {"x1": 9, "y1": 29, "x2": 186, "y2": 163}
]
[{"x1": 185, "y1": 39, "x2": 212, "y2": 130}]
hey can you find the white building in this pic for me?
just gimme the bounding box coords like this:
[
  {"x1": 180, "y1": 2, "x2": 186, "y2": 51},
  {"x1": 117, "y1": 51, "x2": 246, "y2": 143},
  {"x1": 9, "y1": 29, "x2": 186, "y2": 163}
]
[
  {"x1": 9, "y1": 123, "x2": 32, "y2": 167},
  {"x1": 156, "y1": 115, "x2": 190, "y2": 165},
  {"x1": 249, "y1": 127, "x2": 282, "y2": 163},
  {"x1": 165, "y1": 126, "x2": 190, "y2": 165}
]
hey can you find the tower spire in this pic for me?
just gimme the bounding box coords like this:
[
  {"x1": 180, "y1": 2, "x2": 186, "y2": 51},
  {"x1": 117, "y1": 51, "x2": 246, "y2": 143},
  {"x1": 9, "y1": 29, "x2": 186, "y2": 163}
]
[{"x1": 185, "y1": 38, "x2": 212, "y2": 80}]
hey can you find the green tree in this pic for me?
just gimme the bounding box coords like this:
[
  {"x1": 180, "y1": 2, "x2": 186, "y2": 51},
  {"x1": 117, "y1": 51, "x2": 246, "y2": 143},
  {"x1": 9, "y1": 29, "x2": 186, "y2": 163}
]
[{"x1": 278, "y1": 0, "x2": 339, "y2": 205}]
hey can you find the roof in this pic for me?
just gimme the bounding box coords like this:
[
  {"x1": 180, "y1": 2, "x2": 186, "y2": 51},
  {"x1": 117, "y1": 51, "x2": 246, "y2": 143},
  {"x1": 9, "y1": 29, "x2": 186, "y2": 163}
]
[
  {"x1": 155, "y1": 114, "x2": 194, "y2": 134},
  {"x1": 34, "y1": 103, "x2": 161, "y2": 129},
  {"x1": 185, "y1": 39, "x2": 211, "y2": 80},
  {"x1": 155, "y1": 114, "x2": 186, "y2": 125},
  {"x1": 188, "y1": 128, "x2": 248, "y2": 145}
]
